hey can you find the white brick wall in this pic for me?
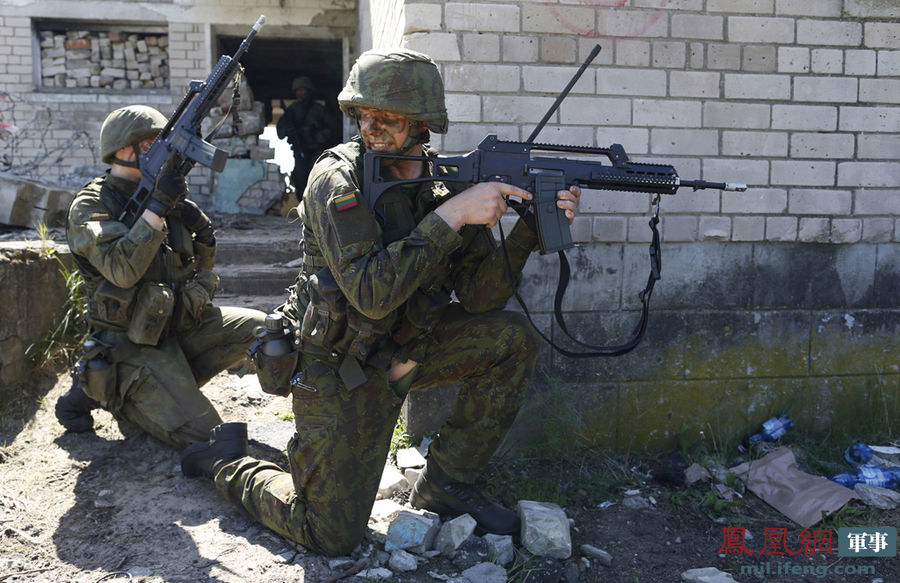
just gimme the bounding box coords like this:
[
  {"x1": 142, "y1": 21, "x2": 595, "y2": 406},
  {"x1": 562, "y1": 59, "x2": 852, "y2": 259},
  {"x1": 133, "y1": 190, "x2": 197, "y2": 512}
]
[
  {"x1": 392, "y1": 1, "x2": 899, "y2": 244},
  {"x1": 0, "y1": 1, "x2": 897, "y2": 244}
]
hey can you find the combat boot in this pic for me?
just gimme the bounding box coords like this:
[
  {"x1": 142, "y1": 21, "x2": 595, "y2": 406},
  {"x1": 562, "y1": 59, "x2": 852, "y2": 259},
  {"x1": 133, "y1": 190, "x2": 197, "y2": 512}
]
[
  {"x1": 409, "y1": 459, "x2": 521, "y2": 536},
  {"x1": 54, "y1": 378, "x2": 99, "y2": 433},
  {"x1": 180, "y1": 422, "x2": 249, "y2": 479}
]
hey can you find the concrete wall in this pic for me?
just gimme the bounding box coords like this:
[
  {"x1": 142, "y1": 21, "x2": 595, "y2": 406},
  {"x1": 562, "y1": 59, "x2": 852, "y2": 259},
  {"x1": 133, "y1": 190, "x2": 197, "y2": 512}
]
[
  {"x1": 0, "y1": 241, "x2": 71, "y2": 401},
  {"x1": 1, "y1": 0, "x2": 898, "y2": 451},
  {"x1": 380, "y1": 0, "x2": 900, "y2": 451}
]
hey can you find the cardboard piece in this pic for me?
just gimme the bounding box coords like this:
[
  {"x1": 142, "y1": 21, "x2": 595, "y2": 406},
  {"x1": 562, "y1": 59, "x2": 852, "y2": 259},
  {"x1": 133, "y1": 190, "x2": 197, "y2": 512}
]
[{"x1": 734, "y1": 447, "x2": 857, "y2": 528}]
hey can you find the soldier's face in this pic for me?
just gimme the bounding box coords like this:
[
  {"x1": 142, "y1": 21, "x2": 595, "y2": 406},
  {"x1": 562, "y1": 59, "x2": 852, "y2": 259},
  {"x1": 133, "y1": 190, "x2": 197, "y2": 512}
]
[
  {"x1": 357, "y1": 108, "x2": 411, "y2": 153},
  {"x1": 136, "y1": 137, "x2": 155, "y2": 154}
]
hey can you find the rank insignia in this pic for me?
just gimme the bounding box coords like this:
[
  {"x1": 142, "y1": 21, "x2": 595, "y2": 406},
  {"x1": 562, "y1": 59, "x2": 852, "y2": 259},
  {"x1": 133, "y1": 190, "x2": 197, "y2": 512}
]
[{"x1": 333, "y1": 193, "x2": 359, "y2": 211}]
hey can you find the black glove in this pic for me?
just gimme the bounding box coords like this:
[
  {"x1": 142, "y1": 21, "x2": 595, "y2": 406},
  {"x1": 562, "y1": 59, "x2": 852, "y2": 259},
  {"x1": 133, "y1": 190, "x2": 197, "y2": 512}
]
[
  {"x1": 178, "y1": 199, "x2": 215, "y2": 245},
  {"x1": 146, "y1": 171, "x2": 187, "y2": 217}
]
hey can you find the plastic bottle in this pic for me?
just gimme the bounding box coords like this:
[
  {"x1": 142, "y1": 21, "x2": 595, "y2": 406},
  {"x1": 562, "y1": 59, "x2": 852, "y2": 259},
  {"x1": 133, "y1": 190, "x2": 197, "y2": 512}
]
[
  {"x1": 854, "y1": 464, "x2": 900, "y2": 489},
  {"x1": 829, "y1": 473, "x2": 859, "y2": 488},
  {"x1": 844, "y1": 442, "x2": 873, "y2": 466},
  {"x1": 747, "y1": 413, "x2": 794, "y2": 444}
]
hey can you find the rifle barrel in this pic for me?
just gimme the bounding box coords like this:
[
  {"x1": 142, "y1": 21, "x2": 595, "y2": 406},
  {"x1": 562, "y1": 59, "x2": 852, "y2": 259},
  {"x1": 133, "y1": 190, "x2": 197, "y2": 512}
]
[{"x1": 678, "y1": 179, "x2": 748, "y2": 192}]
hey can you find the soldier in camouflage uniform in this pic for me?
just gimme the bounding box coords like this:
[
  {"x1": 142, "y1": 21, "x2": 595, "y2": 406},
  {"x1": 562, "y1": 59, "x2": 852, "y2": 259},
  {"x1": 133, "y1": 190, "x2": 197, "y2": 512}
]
[
  {"x1": 55, "y1": 105, "x2": 267, "y2": 449},
  {"x1": 181, "y1": 50, "x2": 581, "y2": 556},
  {"x1": 276, "y1": 76, "x2": 339, "y2": 196}
]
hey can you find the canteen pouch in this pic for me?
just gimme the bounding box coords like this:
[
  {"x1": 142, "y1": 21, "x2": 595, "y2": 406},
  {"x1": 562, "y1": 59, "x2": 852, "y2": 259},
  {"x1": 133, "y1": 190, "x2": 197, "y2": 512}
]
[
  {"x1": 254, "y1": 348, "x2": 299, "y2": 397},
  {"x1": 127, "y1": 283, "x2": 175, "y2": 345},
  {"x1": 84, "y1": 358, "x2": 117, "y2": 403}
]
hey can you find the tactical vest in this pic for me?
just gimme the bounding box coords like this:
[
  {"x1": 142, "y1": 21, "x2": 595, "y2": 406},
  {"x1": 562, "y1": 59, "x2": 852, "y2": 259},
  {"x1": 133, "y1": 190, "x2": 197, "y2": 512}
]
[
  {"x1": 284, "y1": 139, "x2": 458, "y2": 366},
  {"x1": 70, "y1": 175, "x2": 205, "y2": 338}
]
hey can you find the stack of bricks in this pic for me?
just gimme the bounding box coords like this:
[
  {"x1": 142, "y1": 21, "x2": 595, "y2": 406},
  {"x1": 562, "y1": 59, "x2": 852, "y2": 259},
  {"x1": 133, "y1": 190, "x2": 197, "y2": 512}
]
[
  {"x1": 204, "y1": 83, "x2": 277, "y2": 164},
  {"x1": 39, "y1": 28, "x2": 169, "y2": 89},
  {"x1": 188, "y1": 92, "x2": 284, "y2": 214}
]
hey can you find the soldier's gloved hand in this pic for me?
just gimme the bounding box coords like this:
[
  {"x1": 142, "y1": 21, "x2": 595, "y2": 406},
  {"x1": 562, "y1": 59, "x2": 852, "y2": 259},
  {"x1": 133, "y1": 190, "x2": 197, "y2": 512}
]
[
  {"x1": 178, "y1": 199, "x2": 215, "y2": 245},
  {"x1": 146, "y1": 171, "x2": 187, "y2": 217}
]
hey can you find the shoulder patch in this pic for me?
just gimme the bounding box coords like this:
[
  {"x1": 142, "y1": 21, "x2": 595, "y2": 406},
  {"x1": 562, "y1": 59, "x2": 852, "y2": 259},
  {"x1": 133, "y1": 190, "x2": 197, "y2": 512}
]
[
  {"x1": 333, "y1": 192, "x2": 359, "y2": 211},
  {"x1": 88, "y1": 212, "x2": 110, "y2": 221}
]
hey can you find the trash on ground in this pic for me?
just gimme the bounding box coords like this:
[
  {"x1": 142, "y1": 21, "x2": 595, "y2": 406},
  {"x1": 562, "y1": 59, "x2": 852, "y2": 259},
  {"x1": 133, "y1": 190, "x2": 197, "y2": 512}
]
[
  {"x1": 829, "y1": 441, "x2": 900, "y2": 490},
  {"x1": 730, "y1": 447, "x2": 856, "y2": 528},
  {"x1": 748, "y1": 413, "x2": 793, "y2": 445}
]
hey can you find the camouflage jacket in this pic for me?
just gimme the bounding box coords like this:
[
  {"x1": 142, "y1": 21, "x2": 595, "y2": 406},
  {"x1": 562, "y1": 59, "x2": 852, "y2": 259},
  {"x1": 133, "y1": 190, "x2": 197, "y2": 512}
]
[
  {"x1": 286, "y1": 137, "x2": 539, "y2": 366},
  {"x1": 66, "y1": 173, "x2": 218, "y2": 335},
  {"x1": 276, "y1": 98, "x2": 335, "y2": 155}
]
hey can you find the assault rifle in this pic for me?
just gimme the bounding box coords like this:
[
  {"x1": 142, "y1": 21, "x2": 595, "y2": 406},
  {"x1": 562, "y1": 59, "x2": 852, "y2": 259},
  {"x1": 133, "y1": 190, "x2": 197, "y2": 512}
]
[
  {"x1": 363, "y1": 136, "x2": 746, "y2": 254},
  {"x1": 118, "y1": 15, "x2": 266, "y2": 224},
  {"x1": 361, "y1": 45, "x2": 747, "y2": 357}
]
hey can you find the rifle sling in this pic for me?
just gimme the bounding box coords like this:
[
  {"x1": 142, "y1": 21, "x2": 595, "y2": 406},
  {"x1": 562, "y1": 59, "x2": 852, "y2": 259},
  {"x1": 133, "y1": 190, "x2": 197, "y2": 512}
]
[{"x1": 500, "y1": 210, "x2": 662, "y2": 358}]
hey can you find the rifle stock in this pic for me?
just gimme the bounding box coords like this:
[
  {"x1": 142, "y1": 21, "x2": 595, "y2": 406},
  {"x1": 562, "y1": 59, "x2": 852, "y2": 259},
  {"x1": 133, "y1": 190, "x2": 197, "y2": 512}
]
[
  {"x1": 363, "y1": 134, "x2": 747, "y2": 254},
  {"x1": 118, "y1": 15, "x2": 266, "y2": 224}
]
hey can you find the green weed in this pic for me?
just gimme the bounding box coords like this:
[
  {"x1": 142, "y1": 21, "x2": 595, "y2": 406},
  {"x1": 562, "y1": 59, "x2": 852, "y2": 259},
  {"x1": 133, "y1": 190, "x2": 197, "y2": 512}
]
[
  {"x1": 482, "y1": 453, "x2": 625, "y2": 509},
  {"x1": 390, "y1": 418, "x2": 411, "y2": 454},
  {"x1": 275, "y1": 410, "x2": 294, "y2": 422},
  {"x1": 25, "y1": 222, "x2": 86, "y2": 369}
]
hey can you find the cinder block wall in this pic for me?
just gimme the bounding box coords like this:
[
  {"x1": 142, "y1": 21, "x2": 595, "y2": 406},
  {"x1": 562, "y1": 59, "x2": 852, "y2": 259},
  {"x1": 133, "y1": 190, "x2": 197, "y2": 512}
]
[
  {"x1": 401, "y1": 1, "x2": 898, "y2": 247},
  {"x1": 385, "y1": 0, "x2": 900, "y2": 451},
  {"x1": 0, "y1": 1, "x2": 353, "y2": 206}
]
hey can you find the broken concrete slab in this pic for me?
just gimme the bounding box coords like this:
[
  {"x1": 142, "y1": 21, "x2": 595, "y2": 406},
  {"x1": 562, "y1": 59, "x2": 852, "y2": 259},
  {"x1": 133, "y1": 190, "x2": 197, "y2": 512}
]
[{"x1": 0, "y1": 172, "x2": 73, "y2": 228}]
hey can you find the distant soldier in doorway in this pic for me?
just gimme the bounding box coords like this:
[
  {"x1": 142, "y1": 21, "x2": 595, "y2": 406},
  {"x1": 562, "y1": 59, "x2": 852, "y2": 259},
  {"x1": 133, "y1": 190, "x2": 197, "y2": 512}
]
[{"x1": 277, "y1": 76, "x2": 338, "y2": 198}]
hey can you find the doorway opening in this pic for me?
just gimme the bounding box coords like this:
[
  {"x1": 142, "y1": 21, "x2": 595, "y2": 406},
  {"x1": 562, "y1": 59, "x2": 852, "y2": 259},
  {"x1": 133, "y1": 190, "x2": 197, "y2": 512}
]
[{"x1": 217, "y1": 35, "x2": 345, "y2": 177}]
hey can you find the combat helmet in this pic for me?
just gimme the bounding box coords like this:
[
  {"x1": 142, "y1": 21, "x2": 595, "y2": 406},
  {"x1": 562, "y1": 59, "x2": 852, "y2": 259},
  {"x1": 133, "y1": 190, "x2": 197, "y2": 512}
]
[
  {"x1": 99, "y1": 105, "x2": 167, "y2": 165},
  {"x1": 338, "y1": 48, "x2": 448, "y2": 134},
  {"x1": 292, "y1": 76, "x2": 314, "y2": 92}
]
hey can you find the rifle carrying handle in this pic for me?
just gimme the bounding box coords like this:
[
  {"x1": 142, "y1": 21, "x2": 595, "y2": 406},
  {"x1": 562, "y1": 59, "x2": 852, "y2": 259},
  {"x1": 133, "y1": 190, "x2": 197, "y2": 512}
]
[{"x1": 534, "y1": 173, "x2": 573, "y2": 254}]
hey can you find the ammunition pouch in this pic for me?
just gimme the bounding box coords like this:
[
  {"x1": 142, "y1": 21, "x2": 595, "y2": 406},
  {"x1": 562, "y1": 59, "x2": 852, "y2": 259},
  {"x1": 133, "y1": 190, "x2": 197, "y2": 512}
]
[
  {"x1": 93, "y1": 280, "x2": 136, "y2": 327},
  {"x1": 127, "y1": 282, "x2": 175, "y2": 345},
  {"x1": 175, "y1": 271, "x2": 218, "y2": 332},
  {"x1": 299, "y1": 268, "x2": 348, "y2": 353},
  {"x1": 300, "y1": 272, "x2": 394, "y2": 367}
]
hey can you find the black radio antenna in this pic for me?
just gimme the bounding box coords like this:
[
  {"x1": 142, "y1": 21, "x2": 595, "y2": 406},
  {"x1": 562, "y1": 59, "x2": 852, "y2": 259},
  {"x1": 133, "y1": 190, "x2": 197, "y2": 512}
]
[{"x1": 526, "y1": 44, "x2": 602, "y2": 144}]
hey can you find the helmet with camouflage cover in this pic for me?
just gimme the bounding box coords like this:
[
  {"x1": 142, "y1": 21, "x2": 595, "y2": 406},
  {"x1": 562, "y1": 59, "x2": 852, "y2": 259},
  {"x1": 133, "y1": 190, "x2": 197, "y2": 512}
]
[
  {"x1": 338, "y1": 48, "x2": 448, "y2": 134},
  {"x1": 99, "y1": 105, "x2": 167, "y2": 165}
]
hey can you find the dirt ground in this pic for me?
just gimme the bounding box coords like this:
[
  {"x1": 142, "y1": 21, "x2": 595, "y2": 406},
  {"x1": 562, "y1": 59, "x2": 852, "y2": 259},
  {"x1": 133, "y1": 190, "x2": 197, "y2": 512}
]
[{"x1": 1, "y1": 368, "x2": 897, "y2": 583}]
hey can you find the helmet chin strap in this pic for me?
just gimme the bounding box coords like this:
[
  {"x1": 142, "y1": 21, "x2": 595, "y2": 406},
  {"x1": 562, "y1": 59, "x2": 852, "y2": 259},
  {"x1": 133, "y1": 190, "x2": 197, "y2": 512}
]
[
  {"x1": 398, "y1": 122, "x2": 429, "y2": 155},
  {"x1": 112, "y1": 144, "x2": 141, "y2": 169}
]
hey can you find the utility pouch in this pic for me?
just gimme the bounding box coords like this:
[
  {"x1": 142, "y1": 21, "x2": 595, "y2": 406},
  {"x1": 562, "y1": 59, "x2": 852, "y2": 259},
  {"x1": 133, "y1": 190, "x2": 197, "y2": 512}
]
[
  {"x1": 127, "y1": 283, "x2": 175, "y2": 345},
  {"x1": 254, "y1": 349, "x2": 299, "y2": 397},
  {"x1": 78, "y1": 339, "x2": 117, "y2": 403},
  {"x1": 84, "y1": 358, "x2": 117, "y2": 403},
  {"x1": 94, "y1": 280, "x2": 136, "y2": 327}
]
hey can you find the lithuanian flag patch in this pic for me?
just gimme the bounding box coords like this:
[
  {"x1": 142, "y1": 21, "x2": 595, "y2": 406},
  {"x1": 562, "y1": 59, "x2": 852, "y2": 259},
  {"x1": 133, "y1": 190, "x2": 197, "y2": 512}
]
[
  {"x1": 333, "y1": 192, "x2": 359, "y2": 211},
  {"x1": 88, "y1": 212, "x2": 110, "y2": 221}
]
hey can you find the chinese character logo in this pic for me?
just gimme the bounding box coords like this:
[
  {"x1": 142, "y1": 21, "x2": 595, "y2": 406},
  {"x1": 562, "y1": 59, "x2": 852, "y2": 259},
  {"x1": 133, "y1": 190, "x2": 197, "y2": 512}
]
[
  {"x1": 717, "y1": 527, "x2": 754, "y2": 555},
  {"x1": 838, "y1": 527, "x2": 896, "y2": 557}
]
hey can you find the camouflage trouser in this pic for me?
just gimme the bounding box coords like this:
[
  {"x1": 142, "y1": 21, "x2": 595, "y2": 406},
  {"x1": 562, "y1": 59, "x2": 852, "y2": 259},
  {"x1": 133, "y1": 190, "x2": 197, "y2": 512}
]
[
  {"x1": 213, "y1": 305, "x2": 540, "y2": 556},
  {"x1": 101, "y1": 305, "x2": 266, "y2": 449}
]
